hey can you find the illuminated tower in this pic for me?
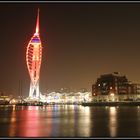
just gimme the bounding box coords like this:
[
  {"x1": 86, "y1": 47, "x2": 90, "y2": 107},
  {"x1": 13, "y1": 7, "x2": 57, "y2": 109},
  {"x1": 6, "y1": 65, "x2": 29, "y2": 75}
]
[{"x1": 26, "y1": 9, "x2": 42, "y2": 99}]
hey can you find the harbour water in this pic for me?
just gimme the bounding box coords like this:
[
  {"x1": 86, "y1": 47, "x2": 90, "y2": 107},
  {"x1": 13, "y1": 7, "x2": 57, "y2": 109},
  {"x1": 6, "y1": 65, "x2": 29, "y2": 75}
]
[{"x1": 0, "y1": 105, "x2": 140, "y2": 138}]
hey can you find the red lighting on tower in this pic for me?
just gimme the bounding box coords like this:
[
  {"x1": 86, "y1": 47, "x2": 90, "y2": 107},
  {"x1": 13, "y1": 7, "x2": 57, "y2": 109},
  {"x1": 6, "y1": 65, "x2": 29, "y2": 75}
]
[{"x1": 26, "y1": 9, "x2": 42, "y2": 99}]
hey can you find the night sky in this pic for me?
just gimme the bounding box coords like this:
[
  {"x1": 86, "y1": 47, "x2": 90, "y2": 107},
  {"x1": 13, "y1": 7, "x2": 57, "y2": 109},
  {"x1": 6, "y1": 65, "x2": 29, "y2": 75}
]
[{"x1": 1, "y1": 2, "x2": 140, "y2": 96}]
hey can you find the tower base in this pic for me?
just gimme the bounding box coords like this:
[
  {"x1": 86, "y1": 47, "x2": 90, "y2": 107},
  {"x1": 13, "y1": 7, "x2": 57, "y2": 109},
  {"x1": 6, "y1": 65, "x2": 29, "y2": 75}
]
[{"x1": 29, "y1": 81, "x2": 40, "y2": 100}]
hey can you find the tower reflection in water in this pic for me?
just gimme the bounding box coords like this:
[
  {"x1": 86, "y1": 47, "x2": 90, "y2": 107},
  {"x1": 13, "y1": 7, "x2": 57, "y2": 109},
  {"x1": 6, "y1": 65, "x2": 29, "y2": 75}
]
[{"x1": 9, "y1": 106, "x2": 52, "y2": 137}]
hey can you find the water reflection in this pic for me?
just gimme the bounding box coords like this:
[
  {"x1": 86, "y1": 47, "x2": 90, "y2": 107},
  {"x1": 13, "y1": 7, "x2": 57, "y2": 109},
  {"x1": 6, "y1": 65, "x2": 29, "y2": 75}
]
[
  {"x1": 77, "y1": 106, "x2": 91, "y2": 137},
  {"x1": 18, "y1": 106, "x2": 42, "y2": 137},
  {"x1": 1, "y1": 105, "x2": 140, "y2": 137},
  {"x1": 9, "y1": 106, "x2": 16, "y2": 137},
  {"x1": 57, "y1": 105, "x2": 91, "y2": 137},
  {"x1": 59, "y1": 105, "x2": 75, "y2": 137},
  {"x1": 8, "y1": 106, "x2": 53, "y2": 137},
  {"x1": 109, "y1": 107, "x2": 117, "y2": 137}
]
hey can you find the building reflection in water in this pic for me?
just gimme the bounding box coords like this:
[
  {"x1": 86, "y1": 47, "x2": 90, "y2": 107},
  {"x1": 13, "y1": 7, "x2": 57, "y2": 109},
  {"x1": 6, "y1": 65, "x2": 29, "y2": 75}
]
[
  {"x1": 49, "y1": 105, "x2": 91, "y2": 137},
  {"x1": 9, "y1": 105, "x2": 17, "y2": 137},
  {"x1": 77, "y1": 106, "x2": 91, "y2": 137},
  {"x1": 46, "y1": 105, "x2": 57, "y2": 136},
  {"x1": 109, "y1": 107, "x2": 118, "y2": 137},
  {"x1": 57, "y1": 105, "x2": 75, "y2": 137}
]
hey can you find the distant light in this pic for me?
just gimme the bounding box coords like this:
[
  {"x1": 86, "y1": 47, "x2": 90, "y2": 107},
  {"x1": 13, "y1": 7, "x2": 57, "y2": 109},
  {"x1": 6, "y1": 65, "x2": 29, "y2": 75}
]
[{"x1": 110, "y1": 93, "x2": 114, "y2": 96}]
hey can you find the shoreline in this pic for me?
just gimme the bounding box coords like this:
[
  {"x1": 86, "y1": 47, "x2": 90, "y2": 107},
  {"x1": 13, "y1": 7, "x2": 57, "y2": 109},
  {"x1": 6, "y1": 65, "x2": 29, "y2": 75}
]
[
  {"x1": 2, "y1": 101, "x2": 140, "y2": 107},
  {"x1": 82, "y1": 101, "x2": 140, "y2": 106}
]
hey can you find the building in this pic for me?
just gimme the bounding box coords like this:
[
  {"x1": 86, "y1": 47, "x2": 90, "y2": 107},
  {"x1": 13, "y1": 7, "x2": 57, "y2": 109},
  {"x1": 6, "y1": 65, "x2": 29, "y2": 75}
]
[
  {"x1": 128, "y1": 82, "x2": 140, "y2": 94},
  {"x1": 26, "y1": 9, "x2": 43, "y2": 100},
  {"x1": 92, "y1": 72, "x2": 140, "y2": 96}
]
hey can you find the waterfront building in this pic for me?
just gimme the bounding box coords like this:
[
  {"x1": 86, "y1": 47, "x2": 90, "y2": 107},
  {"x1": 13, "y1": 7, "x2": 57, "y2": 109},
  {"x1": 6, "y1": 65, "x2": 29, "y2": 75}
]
[
  {"x1": 45, "y1": 91, "x2": 92, "y2": 104},
  {"x1": 0, "y1": 95, "x2": 10, "y2": 104},
  {"x1": 26, "y1": 9, "x2": 43, "y2": 100},
  {"x1": 92, "y1": 72, "x2": 140, "y2": 97},
  {"x1": 128, "y1": 82, "x2": 140, "y2": 94}
]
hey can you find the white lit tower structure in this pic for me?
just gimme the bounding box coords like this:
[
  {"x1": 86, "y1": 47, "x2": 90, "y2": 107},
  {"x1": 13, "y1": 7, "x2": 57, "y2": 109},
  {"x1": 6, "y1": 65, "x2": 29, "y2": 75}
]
[{"x1": 26, "y1": 9, "x2": 42, "y2": 100}]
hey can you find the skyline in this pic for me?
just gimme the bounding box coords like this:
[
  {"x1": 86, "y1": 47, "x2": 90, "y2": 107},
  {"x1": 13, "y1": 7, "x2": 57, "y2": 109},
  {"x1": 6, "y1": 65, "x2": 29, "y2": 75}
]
[{"x1": 1, "y1": 2, "x2": 140, "y2": 96}]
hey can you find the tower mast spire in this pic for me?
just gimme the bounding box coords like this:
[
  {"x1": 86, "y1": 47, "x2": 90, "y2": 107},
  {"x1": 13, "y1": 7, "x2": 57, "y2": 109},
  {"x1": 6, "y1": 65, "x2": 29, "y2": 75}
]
[{"x1": 35, "y1": 8, "x2": 40, "y2": 35}]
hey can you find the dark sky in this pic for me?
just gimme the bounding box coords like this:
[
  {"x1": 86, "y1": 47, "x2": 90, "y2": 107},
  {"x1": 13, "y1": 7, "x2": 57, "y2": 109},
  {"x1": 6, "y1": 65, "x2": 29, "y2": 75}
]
[{"x1": 1, "y1": 2, "x2": 140, "y2": 96}]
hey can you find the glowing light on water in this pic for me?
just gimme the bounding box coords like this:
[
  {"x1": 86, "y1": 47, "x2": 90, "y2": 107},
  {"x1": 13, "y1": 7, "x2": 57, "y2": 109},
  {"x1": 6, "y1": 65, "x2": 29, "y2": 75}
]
[
  {"x1": 109, "y1": 107, "x2": 117, "y2": 137},
  {"x1": 77, "y1": 106, "x2": 91, "y2": 137}
]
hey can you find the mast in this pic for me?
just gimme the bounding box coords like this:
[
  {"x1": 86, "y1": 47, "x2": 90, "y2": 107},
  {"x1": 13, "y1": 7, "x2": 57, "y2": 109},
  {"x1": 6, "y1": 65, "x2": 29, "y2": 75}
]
[{"x1": 35, "y1": 8, "x2": 40, "y2": 36}]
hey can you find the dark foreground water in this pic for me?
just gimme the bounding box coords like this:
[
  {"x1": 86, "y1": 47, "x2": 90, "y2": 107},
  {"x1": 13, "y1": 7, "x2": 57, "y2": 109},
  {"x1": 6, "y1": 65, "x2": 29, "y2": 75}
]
[{"x1": 0, "y1": 105, "x2": 140, "y2": 138}]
